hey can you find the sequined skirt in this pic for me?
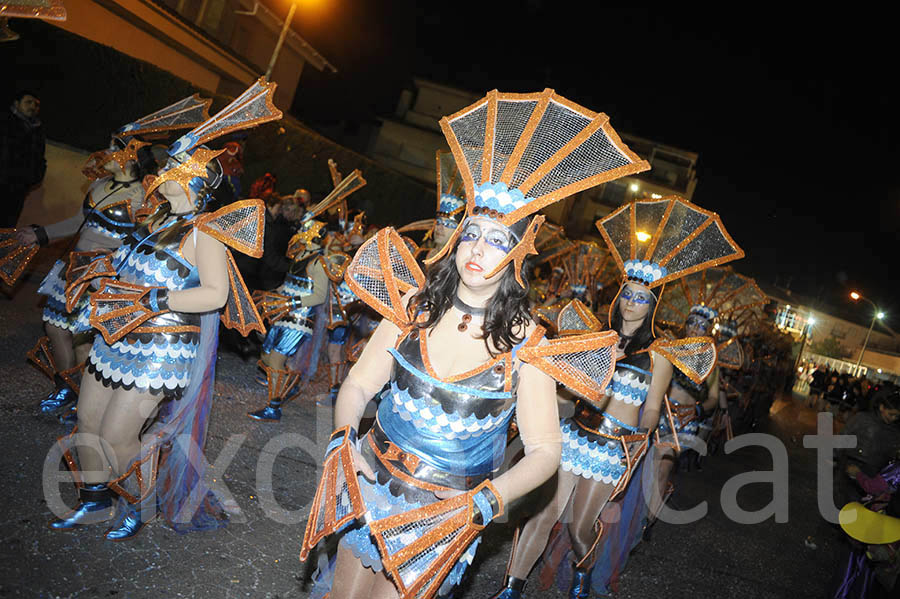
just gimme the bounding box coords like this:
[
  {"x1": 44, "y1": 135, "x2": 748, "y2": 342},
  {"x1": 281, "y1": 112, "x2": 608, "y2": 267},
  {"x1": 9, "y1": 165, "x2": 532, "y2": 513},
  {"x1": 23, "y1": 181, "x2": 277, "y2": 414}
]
[
  {"x1": 261, "y1": 320, "x2": 311, "y2": 356},
  {"x1": 560, "y1": 402, "x2": 647, "y2": 484},
  {"x1": 86, "y1": 328, "x2": 199, "y2": 397},
  {"x1": 37, "y1": 260, "x2": 90, "y2": 333}
]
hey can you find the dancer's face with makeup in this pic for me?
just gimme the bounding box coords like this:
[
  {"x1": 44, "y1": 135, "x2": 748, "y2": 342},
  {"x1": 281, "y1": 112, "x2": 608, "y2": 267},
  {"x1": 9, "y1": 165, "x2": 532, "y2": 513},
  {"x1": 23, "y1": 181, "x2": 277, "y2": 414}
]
[
  {"x1": 455, "y1": 217, "x2": 514, "y2": 293},
  {"x1": 618, "y1": 282, "x2": 653, "y2": 323}
]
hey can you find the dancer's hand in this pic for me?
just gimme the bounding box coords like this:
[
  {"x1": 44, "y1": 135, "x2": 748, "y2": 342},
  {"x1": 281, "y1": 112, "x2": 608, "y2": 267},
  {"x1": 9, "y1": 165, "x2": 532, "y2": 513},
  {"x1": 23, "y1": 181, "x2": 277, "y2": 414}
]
[{"x1": 15, "y1": 227, "x2": 37, "y2": 246}]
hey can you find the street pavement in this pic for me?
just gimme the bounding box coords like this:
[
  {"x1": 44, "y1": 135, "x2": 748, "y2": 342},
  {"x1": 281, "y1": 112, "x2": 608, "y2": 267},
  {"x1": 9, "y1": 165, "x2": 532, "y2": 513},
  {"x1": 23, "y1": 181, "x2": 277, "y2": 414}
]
[{"x1": 1, "y1": 268, "x2": 847, "y2": 598}]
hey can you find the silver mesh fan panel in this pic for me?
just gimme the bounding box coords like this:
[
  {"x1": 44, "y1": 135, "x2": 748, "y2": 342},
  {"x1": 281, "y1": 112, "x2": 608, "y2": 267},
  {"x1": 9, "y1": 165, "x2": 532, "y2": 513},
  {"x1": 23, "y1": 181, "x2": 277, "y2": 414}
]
[
  {"x1": 510, "y1": 100, "x2": 592, "y2": 191},
  {"x1": 528, "y1": 126, "x2": 631, "y2": 199},
  {"x1": 665, "y1": 221, "x2": 736, "y2": 275},
  {"x1": 600, "y1": 208, "x2": 633, "y2": 264},
  {"x1": 547, "y1": 348, "x2": 615, "y2": 396},
  {"x1": 672, "y1": 342, "x2": 716, "y2": 379},
  {"x1": 388, "y1": 243, "x2": 416, "y2": 288},
  {"x1": 489, "y1": 99, "x2": 538, "y2": 182},
  {"x1": 634, "y1": 200, "x2": 670, "y2": 258},
  {"x1": 646, "y1": 202, "x2": 707, "y2": 266},
  {"x1": 191, "y1": 81, "x2": 278, "y2": 143},
  {"x1": 438, "y1": 152, "x2": 464, "y2": 198},
  {"x1": 206, "y1": 206, "x2": 260, "y2": 249},
  {"x1": 130, "y1": 96, "x2": 209, "y2": 132},
  {"x1": 348, "y1": 238, "x2": 391, "y2": 307},
  {"x1": 448, "y1": 103, "x2": 488, "y2": 186},
  {"x1": 558, "y1": 304, "x2": 591, "y2": 332}
]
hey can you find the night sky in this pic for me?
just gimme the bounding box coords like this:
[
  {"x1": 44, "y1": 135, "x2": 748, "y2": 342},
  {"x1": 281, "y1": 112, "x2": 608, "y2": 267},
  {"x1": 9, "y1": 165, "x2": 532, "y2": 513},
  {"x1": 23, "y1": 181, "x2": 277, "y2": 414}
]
[{"x1": 285, "y1": 1, "x2": 899, "y2": 327}]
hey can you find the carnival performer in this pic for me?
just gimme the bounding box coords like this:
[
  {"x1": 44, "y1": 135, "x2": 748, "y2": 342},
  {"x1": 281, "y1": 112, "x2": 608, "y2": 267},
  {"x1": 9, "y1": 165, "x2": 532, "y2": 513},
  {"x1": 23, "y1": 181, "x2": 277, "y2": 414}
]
[
  {"x1": 248, "y1": 164, "x2": 366, "y2": 419},
  {"x1": 494, "y1": 195, "x2": 742, "y2": 598},
  {"x1": 47, "y1": 79, "x2": 279, "y2": 539},
  {"x1": 299, "y1": 90, "x2": 647, "y2": 599},
  {"x1": 10, "y1": 96, "x2": 213, "y2": 418}
]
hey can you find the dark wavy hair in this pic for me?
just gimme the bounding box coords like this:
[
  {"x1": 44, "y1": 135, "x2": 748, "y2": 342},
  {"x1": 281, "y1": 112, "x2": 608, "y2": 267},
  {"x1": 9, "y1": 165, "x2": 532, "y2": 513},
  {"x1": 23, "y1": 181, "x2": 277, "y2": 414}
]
[
  {"x1": 610, "y1": 286, "x2": 657, "y2": 356},
  {"x1": 409, "y1": 245, "x2": 533, "y2": 356}
]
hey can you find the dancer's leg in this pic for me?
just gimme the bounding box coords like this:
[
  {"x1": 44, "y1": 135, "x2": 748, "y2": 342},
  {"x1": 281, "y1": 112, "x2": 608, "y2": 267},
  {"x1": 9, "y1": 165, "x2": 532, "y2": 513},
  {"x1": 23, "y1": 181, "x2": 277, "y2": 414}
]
[
  {"x1": 507, "y1": 469, "x2": 578, "y2": 580},
  {"x1": 331, "y1": 545, "x2": 399, "y2": 599}
]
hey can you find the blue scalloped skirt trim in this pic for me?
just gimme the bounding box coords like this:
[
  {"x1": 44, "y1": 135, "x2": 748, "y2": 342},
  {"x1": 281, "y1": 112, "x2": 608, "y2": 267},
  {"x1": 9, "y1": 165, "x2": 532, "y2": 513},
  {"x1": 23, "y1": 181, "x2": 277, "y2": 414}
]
[
  {"x1": 87, "y1": 333, "x2": 198, "y2": 395},
  {"x1": 559, "y1": 419, "x2": 627, "y2": 484},
  {"x1": 262, "y1": 323, "x2": 310, "y2": 356},
  {"x1": 38, "y1": 261, "x2": 90, "y2": 333}
]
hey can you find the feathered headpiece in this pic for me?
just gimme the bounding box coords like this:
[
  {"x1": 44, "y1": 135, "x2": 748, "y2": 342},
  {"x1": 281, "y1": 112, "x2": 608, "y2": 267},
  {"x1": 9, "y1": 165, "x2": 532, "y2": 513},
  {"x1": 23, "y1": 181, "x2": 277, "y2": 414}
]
[{"x1": 426, "y1": 89, "x2": 650, "y2": 287}]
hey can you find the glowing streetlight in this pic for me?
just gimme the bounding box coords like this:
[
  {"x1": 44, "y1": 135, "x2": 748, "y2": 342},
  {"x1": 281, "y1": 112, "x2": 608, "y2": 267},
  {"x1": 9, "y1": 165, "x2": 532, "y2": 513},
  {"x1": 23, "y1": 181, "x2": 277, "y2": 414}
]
[
  {"x1": 850, "y1": 290, "x2": 884, "y2": 373},
  {"x1": 629, "y1": 183, "x2": 640, "y2": 192},
  {"x1": 635, "y1": 231, "x2": 651, "y2": 242}
]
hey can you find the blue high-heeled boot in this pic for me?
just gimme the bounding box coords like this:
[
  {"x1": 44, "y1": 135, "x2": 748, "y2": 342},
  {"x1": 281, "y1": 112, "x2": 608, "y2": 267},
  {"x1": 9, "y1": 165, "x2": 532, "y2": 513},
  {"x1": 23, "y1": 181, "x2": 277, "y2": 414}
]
[
  {"x1": 48, "y1": 483, "x2": 112, "y2": 529},
  {"x1": 39, "y1": 381, "x2": 77, "y2": 416},
  {"x1": 105, "y1": 499, "x2": 156, "y2": 541},
  {"x1": 247, "y1": 397, "x2": 283, "y2": 421},
  {"x1": 489, "y1": 576, "x2": 527, "y2": 599},
  {"x1": 569, "y1": 567, "x2": 591, "y2": 599}
]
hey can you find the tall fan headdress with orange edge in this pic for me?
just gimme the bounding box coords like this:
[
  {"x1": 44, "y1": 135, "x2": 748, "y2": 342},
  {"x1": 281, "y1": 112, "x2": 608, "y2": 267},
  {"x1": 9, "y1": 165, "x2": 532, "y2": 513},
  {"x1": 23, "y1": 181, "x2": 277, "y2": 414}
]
[
  {"x1": 596, "y1": 195, "x2": 745, "y2": 332},
  {"x1": 657, "y1": 266, "x2": 767, "y2": 330},
  {"x1": 145, "y1": 78, "x2": 283, "y2": 201},
  {"x1": 425, "y1": 89, "x2": 651, "y2": 287}
]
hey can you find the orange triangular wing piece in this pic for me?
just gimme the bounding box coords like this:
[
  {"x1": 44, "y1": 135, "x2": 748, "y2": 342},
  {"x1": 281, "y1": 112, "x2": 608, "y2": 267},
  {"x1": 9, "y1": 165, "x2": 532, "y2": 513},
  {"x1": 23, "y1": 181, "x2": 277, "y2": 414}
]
[
  {"x1": 64, "y1": 251, "x2": 116, "y2": 312},
  {"x1": 196, "y1": 199, "x2": 265, "y2": 258},
  {"x1": 252, "y1": 290, "x2": 295, "y2": 324},
  {"x1": 652, "y1": 336, "x2": 717, "y2": 384},
  {"x1": 518, "y1": 330, "x2": 619, "y2": 403},
  {"x1": 89, "y1": 279, "x2": 164, "y2": 344},
  {"x1": 221, "y1": 249, "x2": 265, "y2": 336},
  {"x1": 0, "y1": 229, "x2": 39, "y2": 286},
  {"x1": 344, "y1": 227, "x2": 425, "y2": 326},
  {"x1": 556, "y1": 299, "x2": 604, "y2": 336},
  {"x1": 299, "y1": 441, "x2": 366, "y2": 562},
  {"x1": 716, "y1": 336, "x2": 744, "y2": 370}
]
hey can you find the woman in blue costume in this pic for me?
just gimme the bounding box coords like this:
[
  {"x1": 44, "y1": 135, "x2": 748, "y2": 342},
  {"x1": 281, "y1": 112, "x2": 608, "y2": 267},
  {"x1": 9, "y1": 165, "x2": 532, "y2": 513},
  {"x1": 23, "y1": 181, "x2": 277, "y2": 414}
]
[
  {"x1": 47, "y1": 80, "x2": 280, "y2": 539},
  {"x1": 13, "y1": 96, "x2": 212, "y2": 418},
  {"x1": 494, "y1": 196, "x2": 743, "y2": 598},
  {"x1": 12, "y1": 96, "x2": 212, "y2": 418},
  {"x1": 299, "y1": 90, "x2": 649, "y2": 599}
]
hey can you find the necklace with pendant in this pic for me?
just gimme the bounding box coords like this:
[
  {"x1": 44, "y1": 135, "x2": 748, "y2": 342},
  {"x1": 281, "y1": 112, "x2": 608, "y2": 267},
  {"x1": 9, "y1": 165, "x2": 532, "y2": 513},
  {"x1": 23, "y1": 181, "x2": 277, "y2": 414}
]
[{"x1": 452, "y1": 295, "x2": 486, "y2": 332}]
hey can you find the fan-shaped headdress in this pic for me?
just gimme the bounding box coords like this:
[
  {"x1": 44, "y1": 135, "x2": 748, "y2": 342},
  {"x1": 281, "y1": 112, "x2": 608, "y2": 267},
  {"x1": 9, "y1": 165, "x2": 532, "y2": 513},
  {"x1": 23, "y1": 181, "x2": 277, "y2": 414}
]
[
  {"x1": 596, "y1": 196, "x2": 744, "y2": 333},
  {"x1": 426, "y1": 89, "x2": 650, "y2": 287},
  {"x1": 146, "y1": 78, "x2": 283, "y2": 201},
  {"x1": 657, "y1": 266, "x2": 766, "y2": 331},
  {"x1": 82, "y1": 95, "x2": 212, "y2": 180}
]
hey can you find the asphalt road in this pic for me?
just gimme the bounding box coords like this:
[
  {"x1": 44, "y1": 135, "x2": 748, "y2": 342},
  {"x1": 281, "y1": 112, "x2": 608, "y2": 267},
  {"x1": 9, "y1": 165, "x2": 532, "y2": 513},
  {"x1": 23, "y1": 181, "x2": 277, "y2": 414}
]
[{"x1": 0, "y1": 267, "x2": 846, "y2": 598}]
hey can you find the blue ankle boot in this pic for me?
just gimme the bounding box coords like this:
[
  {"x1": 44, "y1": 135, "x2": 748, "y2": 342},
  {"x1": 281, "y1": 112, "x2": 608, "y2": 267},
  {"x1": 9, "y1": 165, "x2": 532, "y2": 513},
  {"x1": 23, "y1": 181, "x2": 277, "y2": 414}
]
[
  {"x1": 40, "y1": 384, "x2": 77, "y2": 416},
  {"x1": 48, "y1": 484, "x2": 112, "y2": 529},
  {"x1": 489, "y1": 576, "x2": 527, "y2": 599},
  {"x1": 569, "y1": 568, "x2": 590, "y2": 599},
  {"x1": 248, "y1": 398, "x2": 283, "y2": 421},
  {"x1": 105, "y1": 500, "x2": 155, "y2": 541}
]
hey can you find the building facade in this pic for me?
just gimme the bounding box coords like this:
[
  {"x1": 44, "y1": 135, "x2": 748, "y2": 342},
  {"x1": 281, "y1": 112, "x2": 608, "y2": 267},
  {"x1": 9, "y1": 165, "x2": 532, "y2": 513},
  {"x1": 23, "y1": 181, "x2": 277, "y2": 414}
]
[{"x1": 51, "y1": 0, "x2": 334, "y2": 108}]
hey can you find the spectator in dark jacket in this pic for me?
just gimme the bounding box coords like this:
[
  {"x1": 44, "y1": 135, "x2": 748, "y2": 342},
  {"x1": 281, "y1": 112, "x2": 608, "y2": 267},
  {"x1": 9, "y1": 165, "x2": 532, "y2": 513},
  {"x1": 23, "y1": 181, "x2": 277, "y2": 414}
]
[{"x1": 1, "y1": 90, "x2": 46, "y2": 227}]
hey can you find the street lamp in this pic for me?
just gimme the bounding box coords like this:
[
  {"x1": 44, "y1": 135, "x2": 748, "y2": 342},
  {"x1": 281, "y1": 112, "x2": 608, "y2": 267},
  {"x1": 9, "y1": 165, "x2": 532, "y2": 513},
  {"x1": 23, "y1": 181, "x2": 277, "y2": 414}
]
[
  {"x1": 265, "y1": 1, "x2": 300, "y2": 80},
  {"x1": 850, "y1": 291, "x2": 884, "y2": 374}
]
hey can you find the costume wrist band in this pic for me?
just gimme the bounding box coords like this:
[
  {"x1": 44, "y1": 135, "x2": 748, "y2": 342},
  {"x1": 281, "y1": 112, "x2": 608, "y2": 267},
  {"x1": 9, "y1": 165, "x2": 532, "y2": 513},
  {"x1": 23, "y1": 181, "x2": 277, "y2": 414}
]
[
  {"x1": 325, "y1": 425, "x2": 358, "y2": 457},
  {"x1": 472, "y1": 483, "x2": 502, "y2": 525},
  {"x1": 31, "y1": 225, "x2": 49, "y2": 247}
]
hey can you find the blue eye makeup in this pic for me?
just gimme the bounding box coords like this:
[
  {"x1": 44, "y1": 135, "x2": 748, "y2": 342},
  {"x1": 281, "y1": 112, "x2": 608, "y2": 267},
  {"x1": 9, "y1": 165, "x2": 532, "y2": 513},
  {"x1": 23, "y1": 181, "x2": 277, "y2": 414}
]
[
  {"x1": 621, "y1": 288, "x2": 652, "y2": 304},
  {"x1": 459, "y1": 222, "x2": 513, "y2": 253}
]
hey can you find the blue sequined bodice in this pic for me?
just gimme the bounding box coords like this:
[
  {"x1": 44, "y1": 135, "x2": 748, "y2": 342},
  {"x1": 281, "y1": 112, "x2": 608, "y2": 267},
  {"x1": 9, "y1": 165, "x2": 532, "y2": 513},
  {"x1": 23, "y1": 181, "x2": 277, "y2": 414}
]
[{"x1": 377, "y1": 331, "x2": 519, "y2": 478}]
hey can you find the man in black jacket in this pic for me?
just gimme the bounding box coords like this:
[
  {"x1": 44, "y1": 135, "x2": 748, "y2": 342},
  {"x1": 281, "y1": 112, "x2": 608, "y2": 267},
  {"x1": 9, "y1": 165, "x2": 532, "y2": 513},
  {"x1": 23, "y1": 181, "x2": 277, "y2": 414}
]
[{"x1": 1, "y1": 90, "x2": 46, "y2": 227}]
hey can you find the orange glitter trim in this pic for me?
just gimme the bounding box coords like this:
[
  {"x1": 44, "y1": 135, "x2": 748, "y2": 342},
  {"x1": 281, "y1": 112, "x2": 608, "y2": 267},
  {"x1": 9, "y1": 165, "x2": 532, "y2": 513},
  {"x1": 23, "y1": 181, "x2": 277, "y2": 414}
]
[{"x1": 0, "y1": 229, "x2": 39, "y2": 286}]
